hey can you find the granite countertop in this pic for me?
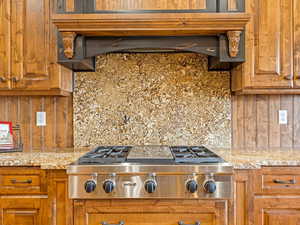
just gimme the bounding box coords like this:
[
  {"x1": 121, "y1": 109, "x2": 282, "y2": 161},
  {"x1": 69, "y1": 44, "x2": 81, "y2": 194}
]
[
  {"x1": 212, "y1": 148, "x2": 300, "y2": 169},
  {"x1": 0, "y1": 148, "x2": 89, "y2": 169},
  {"x1": 1, "y1": 147, "x2": 300, "y2": 169}
]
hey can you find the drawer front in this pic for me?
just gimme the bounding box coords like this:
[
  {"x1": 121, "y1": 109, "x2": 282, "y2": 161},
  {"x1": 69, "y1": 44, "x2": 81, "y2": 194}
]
[
  {"x1": 255, "y1": 167, "x2": 300, "y2": 194},
  {"x1": 75, "y1": 200, "x2": 227, "y2": 225},
  {"x1": 0, "y1": 168, "x2": 46, "y2": 194},
  {"x1": 88, "y1": 213, "x2": 214, "y2": 225}
]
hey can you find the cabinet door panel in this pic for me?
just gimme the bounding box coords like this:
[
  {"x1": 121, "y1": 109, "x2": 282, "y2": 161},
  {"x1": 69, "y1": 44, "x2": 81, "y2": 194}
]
[
  {"x1": 0, "y1": 199, "x2": 43, "y2": 225},
  {"x1": 251, "y1": 0, "x2": 293, "y2": 88},
  {"x1": 0, "y1": 0, "x2": 11, "y2": 89},
  {"x1": 295, "y1": 0, "x2": 300, "y2": 87},
  {"x1": 11, "y1": 0, "x2": 51, "y2": 89},
  {"x1": 254, "y1": 198, "x2": 300, "y2": 225}
]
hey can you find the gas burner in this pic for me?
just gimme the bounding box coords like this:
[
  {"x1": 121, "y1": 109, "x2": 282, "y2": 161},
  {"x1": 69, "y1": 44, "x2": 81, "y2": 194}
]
[
  {"x1": 170, "y1": 146, "x2": 224, "y2": 163},
  {"x1": 78, "y1": 146, "x2": 132, "y2": 164}
]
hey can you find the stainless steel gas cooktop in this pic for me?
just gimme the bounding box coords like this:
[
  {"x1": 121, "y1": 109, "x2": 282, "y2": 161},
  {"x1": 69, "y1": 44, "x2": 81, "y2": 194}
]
[
  {"x1": 68, "y1": 145, "x2": 232, "y2": 200},
  {"x1": 74, "y1": 145, "x2": 225, "y2": 165}
]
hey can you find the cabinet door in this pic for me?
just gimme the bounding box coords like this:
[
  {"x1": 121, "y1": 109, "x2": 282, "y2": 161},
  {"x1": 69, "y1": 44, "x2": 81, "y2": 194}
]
[
  {"x1": 48, "y1": 171, "x2": 73, "y2": 225},
  {"x1": 10, "y1": 0, "x2": 52, "y2": 90},
  {"x1": 0, "y1": 0, "x2": 11, "y2": 90},
  {"x1": 254, "y1": 198, "x2": 300, "y2": 225},
  {"x1": 294, "y1": 0, "x2": 300, "y2": 87},
  {"x1": 240, "y1": 0, "x2": 293, "y2": 89},
  {"x1": 0, "y1": 199, "x2": 45, "y2": 225},
  {"x1": 74, "y1": 200, "x2": 227, "y2": 225}
]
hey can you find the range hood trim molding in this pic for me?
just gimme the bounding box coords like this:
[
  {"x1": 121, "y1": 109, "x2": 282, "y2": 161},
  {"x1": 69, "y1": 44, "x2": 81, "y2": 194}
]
[
  {"x1": 53, "y1": 12, "x2": 250, "y2": 71},
  {"x1": 52, "y1": 13, "x2": 250, "y2": 35}
]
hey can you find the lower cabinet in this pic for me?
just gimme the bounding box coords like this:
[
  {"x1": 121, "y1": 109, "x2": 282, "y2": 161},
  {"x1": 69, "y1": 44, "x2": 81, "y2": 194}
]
[
  {"x1": 254, "y1": 198, "x2": 300, "y2": 225},
  {"x1": 248, "y1": 167, "x2": 300, "y2": 225},
  {"x1": 74, "y1": 200, "x2": 228, "y2": 225},
  {"x1": 0, "y1": 198, "x2": 47, "y2": 225},
  {"x1": 0, "y1": 168, "x2": 71, "y2": 225}
]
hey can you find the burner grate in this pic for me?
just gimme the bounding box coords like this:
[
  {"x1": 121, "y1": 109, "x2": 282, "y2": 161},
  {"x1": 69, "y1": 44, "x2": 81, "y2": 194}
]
[
  {"x1": 78, "y1": 146, "x2": 132, "y2": 164},
  {"x1": 170, "y1": 146, "x2": 224, "y2": 163}
]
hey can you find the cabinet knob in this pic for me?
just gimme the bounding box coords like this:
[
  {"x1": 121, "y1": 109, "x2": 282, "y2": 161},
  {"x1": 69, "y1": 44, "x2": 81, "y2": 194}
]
[
  {"x1": 283, "y1": 75, "x2": 293, "y2": 80},
  {"x1": 0, "y1": 77, "x2": 7, "y2": 82}
]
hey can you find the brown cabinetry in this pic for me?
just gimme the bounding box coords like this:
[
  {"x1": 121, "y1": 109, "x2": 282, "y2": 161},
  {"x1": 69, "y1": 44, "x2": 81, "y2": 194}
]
[
  {"x1": 0, "y1": 168, "x2": 72, "y2": 225},
  {"x1": 251, "y1": 167, "x2": 300, "y2": 225},
  {"x1": 0, "y1": 167, "x2": 48, "y2": 225},
  {"x1": 1, "y1": 198, "x2": 46, "y2": 225},
  {"x1": 0, "y1": 0, "x2": 10, "y2": 90},
  {"x1": 74, "y1": 200, "x2": 228, "y2": 225},
  {"x1": 232, "y1": 0, "x2": 300, "y2": 94},
  {"x1": 0, "y1": 0, "x2": 72, "y2": 96},
  {"x1": 254, "y1": 198, "x2": 300, "y2": 225}
]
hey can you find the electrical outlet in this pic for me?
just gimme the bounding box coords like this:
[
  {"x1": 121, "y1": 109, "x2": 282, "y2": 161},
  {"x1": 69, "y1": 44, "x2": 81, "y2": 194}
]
[
  {"x1": 279, "y1": 110, "x2": 288, "y2": 125},
  {"x1": 36, "y1": 112, "x2": 46, "y2": 126}
]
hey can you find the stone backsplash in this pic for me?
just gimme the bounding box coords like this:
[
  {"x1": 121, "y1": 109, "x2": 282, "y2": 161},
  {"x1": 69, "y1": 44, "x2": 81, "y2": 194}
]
[{"x1": 74, "y1": 53, "x2": 231, "y2": 147}]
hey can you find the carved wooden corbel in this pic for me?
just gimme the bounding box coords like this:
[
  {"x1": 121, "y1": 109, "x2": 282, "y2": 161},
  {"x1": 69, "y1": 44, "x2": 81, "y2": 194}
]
[
  {"x1": 62, "y1": 32, "x2": 76, "y2": 59},
  {"x1": 227, "y1": 31, "x2": 242, "y2": 58}
]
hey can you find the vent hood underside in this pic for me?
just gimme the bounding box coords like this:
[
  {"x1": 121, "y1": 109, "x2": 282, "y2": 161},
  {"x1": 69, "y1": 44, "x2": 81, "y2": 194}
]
[{"x1": 53, "y1": 13, "x2": 250, "y2": 71}]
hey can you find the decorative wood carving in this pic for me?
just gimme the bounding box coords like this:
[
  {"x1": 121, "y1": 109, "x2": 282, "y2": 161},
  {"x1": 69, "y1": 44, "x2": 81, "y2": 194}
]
[
  {"x1": 227, "y1": 31, "x2": 242, "y2": 57},
  {"x1": 62, "y1": 32, "x2": 76, "y2": 59}
]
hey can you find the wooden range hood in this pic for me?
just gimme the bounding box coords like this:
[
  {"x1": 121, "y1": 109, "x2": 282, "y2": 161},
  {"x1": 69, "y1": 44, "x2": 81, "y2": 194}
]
[{"x1": 52, "y1": 12, "x2": 250, "y2": 71}]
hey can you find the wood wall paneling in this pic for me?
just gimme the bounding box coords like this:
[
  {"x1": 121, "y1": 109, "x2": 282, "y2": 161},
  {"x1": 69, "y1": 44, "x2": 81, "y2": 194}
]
[
  {"x1": 0, "y1": 96, "x2": 73, "y2": 151},
  {"x1": 232, "y1": 95, "x2": 300, "y2": 150}
]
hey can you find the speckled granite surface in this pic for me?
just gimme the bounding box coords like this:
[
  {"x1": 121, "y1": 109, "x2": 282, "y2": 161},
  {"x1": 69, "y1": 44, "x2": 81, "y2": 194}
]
[
  {"x1": 212, "y1": 148, "x2": 300, "y2": 169},
  {"x1": 0, "y1": 149, "x2": 89, "y2": 169},
  {"x1": 74, "y1": 53, "x2": 231, "y2": 147},
  {"x1": 1, "y1": 148, "x2": 300, "y2": 169}
]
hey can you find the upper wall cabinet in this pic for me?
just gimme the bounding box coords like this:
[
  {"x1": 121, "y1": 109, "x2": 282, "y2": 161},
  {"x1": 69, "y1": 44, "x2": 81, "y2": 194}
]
[
  {"x1": 0, "y1": 0, "x2": 72, "y2": 96},
  {"x1": 232, "y1": 0, "x2": 300, "y2": 94}
]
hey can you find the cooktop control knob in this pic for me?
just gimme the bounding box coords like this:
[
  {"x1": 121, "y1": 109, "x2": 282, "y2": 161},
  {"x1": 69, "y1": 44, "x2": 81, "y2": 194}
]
[
  {"x1": 203, "y1": 180, "x2": 217, "y2": 193},
  {"x1": 145, "y1": 180, "x2": 157, "y2": 193},
  {"x1": 103, "y1": 180, "x2": 115, "y2": 193},
  {"x1": 84, "y1": 180, "x2": 96, "y2": 193},
  {"x1": 186, "y1": 180, "x2": 198, "y2": 193}
]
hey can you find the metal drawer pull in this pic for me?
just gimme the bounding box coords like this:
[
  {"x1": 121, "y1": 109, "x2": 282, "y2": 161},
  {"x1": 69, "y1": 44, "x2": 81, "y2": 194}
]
[
  {"x1": 10, "y1": 179, "x2": 32, "y2": 184},
  {"x1": 178, "y1": 221, "x2": 201, "y2": 225},
  {"x1": 100, "y1": 221, "x2": 124, "y2": 225},
  {"x1": 273, "y1": 179, "x2": 296, "y2": 184},
  {"x1": 0, "y1": 77, "x2": 7, "y2": 82}
]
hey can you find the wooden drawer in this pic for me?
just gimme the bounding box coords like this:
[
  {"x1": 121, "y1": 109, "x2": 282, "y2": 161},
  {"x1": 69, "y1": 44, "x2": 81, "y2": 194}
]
[
  {"x1": 254, "y1": 167, "x2": 300, "y2": 194},
  {"x1": 74, "y1": 200, "x2": 227, "y2": 225},
  {"x1": 88, "y1": 213, "x2": 214, "y2": 225},
  {"x1": 0, "y1": 167, "x2": 47, "y2": 194}
]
